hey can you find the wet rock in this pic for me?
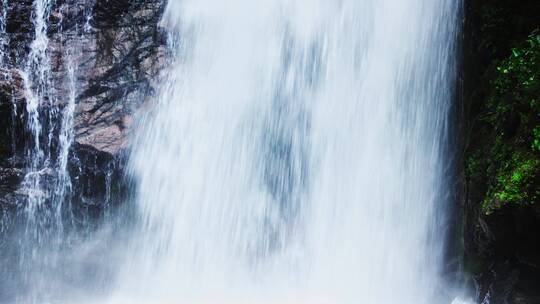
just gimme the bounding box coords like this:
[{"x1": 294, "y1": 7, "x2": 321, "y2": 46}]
[
  {"x1": 0, "y1": 0, "x2": 168, "y2": 219},
  {"x1": 65, "y1": 0, "x2": 166, "y2": 157},
  {"x1": 76, "y1": 121, "x2": 128, "y2": 155},
  {"x1": 0, "y1": 69, "x2": 25, "y2": 103},
  {"x1": 4, "y1": 0, "x2": 34, "y2": 62},
  {"x1": 69, "y1": 143, "x2": 127, "y2": 217},
  {"x1": 0, "y1": 168, "x2": 24, "y2": 207}
]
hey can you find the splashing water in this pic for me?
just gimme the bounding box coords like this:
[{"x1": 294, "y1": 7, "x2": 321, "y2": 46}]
[{"x1": 101, "y1": 0, "x2": 462, "y2": 303}]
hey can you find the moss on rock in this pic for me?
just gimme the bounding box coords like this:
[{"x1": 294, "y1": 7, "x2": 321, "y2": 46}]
[{"x1": 466, "y1": 30, "x2": 540, "y2": 214}]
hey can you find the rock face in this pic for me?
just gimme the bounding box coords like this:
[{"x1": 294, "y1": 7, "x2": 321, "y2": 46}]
[
  {"x1": 0, "y1": 0, "x2": 167, "y2": 223},
  {"x1": 0, "y1": 1, "x2": 168, "y2": 300},
  {"x1": 461, "y1": 0, "x2": 540, "y2": 303},
  {"x1": 71, "y1": 0, "x2": 167, "y2": 156}
]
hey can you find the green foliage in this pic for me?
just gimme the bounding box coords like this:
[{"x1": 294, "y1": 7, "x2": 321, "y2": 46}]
[
  {"x1": 492, "y1": 31, "x2": 540, "y2": 115},
  {"x1": 467, "y1": 30, "x2": 540, "y2": 214},
  {"x1": 482, "y1": 151, "x2": 539, "y2": 213},
  {"x1": 533, "y1": 126, "x2": 540, "y2": 151}
]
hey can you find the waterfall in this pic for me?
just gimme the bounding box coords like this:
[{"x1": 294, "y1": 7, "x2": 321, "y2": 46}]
[
  {"x1": 0, "y1": 0, "x2": 7, "y2": 67},
  {"x1": 104, "y1": 0, "x2": 462, "y2": 303},
  {"x1": 0, "y1": 0, "x2": 468, "y2": 303},
  {"x1": 13, "y1": 1, "x2": 80, "y2": 301},
  {"x1": 21, "y1": 0, "x2": 53, "y2": 235}
]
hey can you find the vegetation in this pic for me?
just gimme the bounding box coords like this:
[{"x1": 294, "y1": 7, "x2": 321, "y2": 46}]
[{"x1": 467, "y1": 30, "x2": 540, "y2": 214}]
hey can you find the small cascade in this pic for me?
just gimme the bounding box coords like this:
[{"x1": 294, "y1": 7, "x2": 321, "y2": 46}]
[
  {"x1": 0, "y1": 0, "x2": 7, "y2": 67},
  {"x1": 52, "y1": 57, "x2": 76, "y2": 233},
  {"x1": 18, "y1": 0, "x2": 89, "y2": 240},
  {"x1": 13, "y1": 0, "x2": 82, "y2": 301},
  {"x1": 21, "y1": 0, "x2": 53, "y2": 233},
  {"x1": 0, "y1": 0, "x2": 16, "y2": 156}
]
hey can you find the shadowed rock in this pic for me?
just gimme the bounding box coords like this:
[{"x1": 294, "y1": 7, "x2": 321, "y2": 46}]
[{"x1": 0, "y1": 0, "x2": 167, "y2": 223}]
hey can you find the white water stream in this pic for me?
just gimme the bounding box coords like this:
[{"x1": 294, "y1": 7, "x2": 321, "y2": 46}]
[
  {"x1": 0, "y1": 0, "x2": 469, "y2": 303},
  {"x1": 21, "y1": 0, "x2": 53, "y2": 235},
  {"x1": 12, "y1": 1, "x2": 81, "y2": 301},
  {"x1": 102, "y1": 0, "x2": 463, "y2": 303},
  {"x1": 0, "y1": 0, "x2": 7, "y2": 67}
]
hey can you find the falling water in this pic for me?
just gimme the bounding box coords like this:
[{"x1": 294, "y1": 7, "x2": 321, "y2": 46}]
[
  {"x1": 100, "y1": 0, "x2": 462, "y2": 303},
  {"x1": 21, "y1": 0, "x2": 53, "y2": 233},
  {"x1": 13, "y1": 0, "x2": 81, "y2": 301},
  {"x1": 0, "y1": 0, "x2": 7, "y2": 67}
]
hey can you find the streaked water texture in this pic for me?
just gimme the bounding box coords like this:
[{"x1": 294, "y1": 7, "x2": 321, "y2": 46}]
[
  {"x1": 10, "y1": 1, "x2": 82, "y2": 301},
  {"x1": 107, "y1": 0, "x2": 461, "y2": 303}
]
